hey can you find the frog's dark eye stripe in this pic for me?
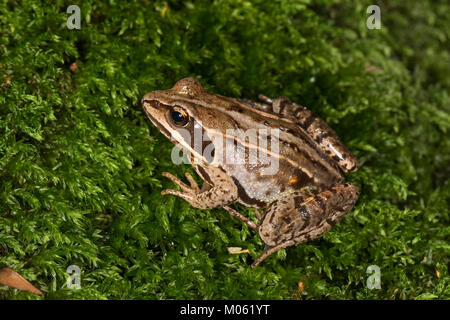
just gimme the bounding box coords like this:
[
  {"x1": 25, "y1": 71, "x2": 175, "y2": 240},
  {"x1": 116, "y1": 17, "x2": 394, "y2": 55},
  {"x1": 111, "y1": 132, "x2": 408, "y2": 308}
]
[{"x1": 169, "y1": 106, "x2": 189, "y2": 127}]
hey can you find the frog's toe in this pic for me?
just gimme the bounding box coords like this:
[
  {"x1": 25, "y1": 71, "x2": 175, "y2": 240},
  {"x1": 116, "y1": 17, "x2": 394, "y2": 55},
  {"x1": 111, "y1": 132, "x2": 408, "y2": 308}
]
[
  {"x1": 162, "y1": 171, "x2": 179, "y2": 182},
  {"x1": 161, "y1": 188, "x2": 174, "y2": 196},
  {"x1": 162, "y1": 172, "x2": 191, "y2": 192},
  {"x1": 184, "y1": 172, "x2": 200, "y2": 192},
  {"x1": 161, "y1": 189, "x2": 195, "y2": 202}
]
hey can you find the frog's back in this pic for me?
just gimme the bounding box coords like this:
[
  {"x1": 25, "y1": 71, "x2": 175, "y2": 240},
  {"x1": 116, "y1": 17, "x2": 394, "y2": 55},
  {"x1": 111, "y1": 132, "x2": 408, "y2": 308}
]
[{"x1": 210, "y1": 97, "x2": 345, "y2": 207}]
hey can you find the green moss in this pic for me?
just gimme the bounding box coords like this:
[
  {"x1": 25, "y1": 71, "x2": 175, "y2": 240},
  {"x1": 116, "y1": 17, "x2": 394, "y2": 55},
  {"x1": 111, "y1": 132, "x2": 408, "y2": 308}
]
[{"x1": 0, "y1": 0, "x2": 448, "y2": 299}]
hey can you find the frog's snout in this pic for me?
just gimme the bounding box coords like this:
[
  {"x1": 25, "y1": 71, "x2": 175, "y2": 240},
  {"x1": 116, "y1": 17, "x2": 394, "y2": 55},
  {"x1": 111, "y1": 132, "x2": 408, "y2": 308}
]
[{"x1": 141, "y1": 92, "x2": 157, "y2": 106}]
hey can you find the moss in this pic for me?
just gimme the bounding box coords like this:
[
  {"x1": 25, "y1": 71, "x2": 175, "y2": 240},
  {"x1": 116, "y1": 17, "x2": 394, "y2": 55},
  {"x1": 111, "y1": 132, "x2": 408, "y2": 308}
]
[{"x1": 0, "y1": 0, "x2": 448, "y2": 299}]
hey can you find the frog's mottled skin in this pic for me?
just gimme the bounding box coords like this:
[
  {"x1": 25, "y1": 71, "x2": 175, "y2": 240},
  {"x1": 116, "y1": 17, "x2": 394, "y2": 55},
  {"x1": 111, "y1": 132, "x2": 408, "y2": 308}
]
[{"x1": 142, "y1": 78, "x2": 359, "y2": 267}]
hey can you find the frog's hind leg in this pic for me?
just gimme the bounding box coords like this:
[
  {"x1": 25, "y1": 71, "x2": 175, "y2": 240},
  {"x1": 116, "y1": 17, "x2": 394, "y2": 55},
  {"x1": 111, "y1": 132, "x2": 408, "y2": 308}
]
[
  {"x1": 292, "y1": 103, "x2": 359, "y2": 173},
  {"x1": 258, "y1": 95, "x2": 359, "y2": 173},
  {"x1": 252, "y1": 183, "x2": 359, "y2": 267}
]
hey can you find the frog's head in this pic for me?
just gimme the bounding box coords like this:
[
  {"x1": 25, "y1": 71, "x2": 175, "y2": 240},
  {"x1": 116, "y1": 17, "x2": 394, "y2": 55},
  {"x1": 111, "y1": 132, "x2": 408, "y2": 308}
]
[{"x1": 141, "y1": 78, "x2": 220, "y2": 163}]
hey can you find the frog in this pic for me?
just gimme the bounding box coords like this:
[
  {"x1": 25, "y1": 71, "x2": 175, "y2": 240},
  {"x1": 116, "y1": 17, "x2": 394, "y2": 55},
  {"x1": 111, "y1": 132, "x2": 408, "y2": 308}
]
[{"x1": 141, "y1": 78, "x2": 359, "y2": 267}]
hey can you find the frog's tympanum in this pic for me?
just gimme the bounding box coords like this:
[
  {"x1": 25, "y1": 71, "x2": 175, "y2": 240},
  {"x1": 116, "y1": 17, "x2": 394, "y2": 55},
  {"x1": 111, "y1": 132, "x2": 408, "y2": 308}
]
[{"x1": 142, "y1": 78, "x2": 359, "y2": 267}]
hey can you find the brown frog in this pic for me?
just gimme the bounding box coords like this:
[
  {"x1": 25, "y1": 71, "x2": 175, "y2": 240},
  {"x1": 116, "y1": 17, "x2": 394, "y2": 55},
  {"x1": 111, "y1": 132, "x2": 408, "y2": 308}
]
[{"x1": 142, "y1": 78, "x2": 359, "y2": 267}]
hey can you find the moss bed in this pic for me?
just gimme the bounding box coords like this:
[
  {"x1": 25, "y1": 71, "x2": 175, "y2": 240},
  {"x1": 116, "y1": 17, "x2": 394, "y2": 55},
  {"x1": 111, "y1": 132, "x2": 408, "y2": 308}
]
[{"x1": 0, "y1": 0, "x2": 449, "y2": 299}]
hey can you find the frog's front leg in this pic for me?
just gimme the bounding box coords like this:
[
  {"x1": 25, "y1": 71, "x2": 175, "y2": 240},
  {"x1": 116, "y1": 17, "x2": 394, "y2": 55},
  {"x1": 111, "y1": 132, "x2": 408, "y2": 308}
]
[
  {"x1": 252, "y1": 183, "x2": 359, "y2": 267},
  {"x1": 161, "y1": 172, "x2": 238, "y2": 209},
  {"x1": 162, "y1": 172, "x2": 260, "y2": 230}
]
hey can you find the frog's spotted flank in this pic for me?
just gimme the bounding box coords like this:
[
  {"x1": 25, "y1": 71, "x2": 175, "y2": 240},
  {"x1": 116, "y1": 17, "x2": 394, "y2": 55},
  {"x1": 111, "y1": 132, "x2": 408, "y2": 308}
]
[{"x1": 142, "y1": 77, "x2": 360, "y2": 267}]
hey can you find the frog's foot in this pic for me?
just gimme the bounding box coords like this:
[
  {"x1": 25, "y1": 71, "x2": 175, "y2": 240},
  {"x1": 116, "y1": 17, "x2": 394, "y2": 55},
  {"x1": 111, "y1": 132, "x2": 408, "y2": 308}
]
[
  {"x1": 161, "y1": 172, "x2": 199, "y2": 193},
  {"x1": 161, "y1": 171, "x2": 201, "y2": 204},
  {"x1": 161, "y1": 172, "x2": 238, "y2": 210},
  {"x1": 252, "y1": 183, "x2": 359, "y2": 267}
]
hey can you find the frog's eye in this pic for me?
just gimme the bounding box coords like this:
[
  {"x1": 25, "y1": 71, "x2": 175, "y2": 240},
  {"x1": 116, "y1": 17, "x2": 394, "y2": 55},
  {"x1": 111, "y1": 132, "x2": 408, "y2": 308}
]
[{"x1": 169, "y1": 106, "x2": 189, "y2": 127}]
